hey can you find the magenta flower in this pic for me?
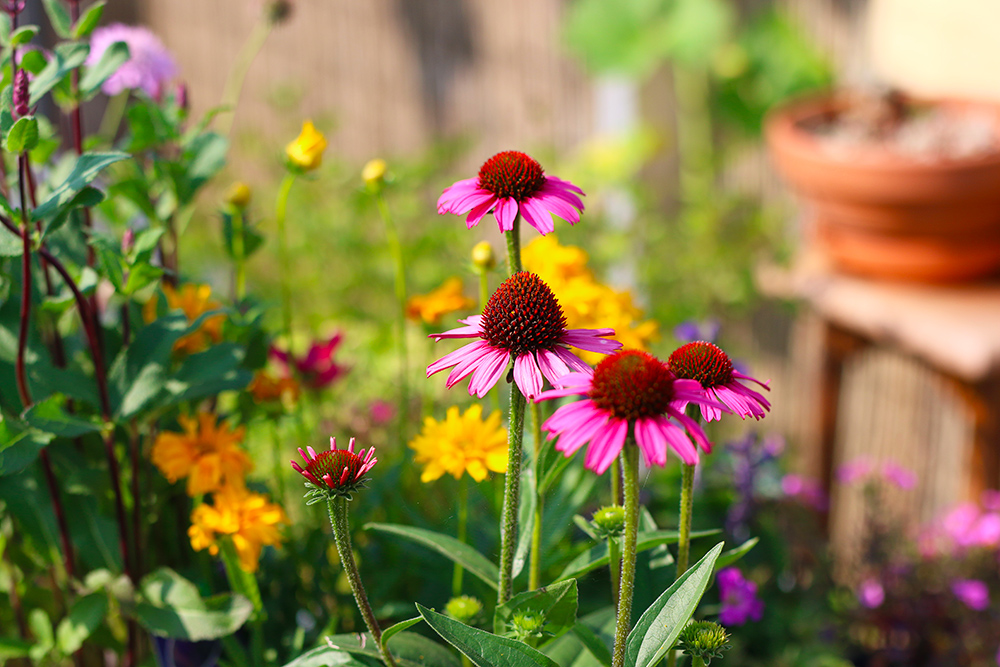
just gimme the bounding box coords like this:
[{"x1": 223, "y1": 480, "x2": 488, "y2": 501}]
[
  {"x1": 270, "y1": 333, "x2": 346, "y2": 390},
  {"x1": 781, "y1": 474, "x2": 828, "y2": 511},
  {"x1": 437, "y1": 151, "x2": 585, "y2": 235},
  {"x1": 534, "y1": 350, "x2": 722, "y2": 474},
  {"x1": 87, "y1": 24, "x2": 178, "y2": 98},
  {"x1": 857, "y1": 577, "x2": 885, "y2": 609},
  {"x1": 291, "y1": 437, "x2": 377, "y2": 501},
  {"x1": 427, "y1": 272, "x2": 620, "y2": 401},
  {"x1": 951, "y1": 579, "x2": 990, "y2": 610},
  {"x1": 668, "y1": 342, "x2": 770, "y2": 421},
  {"x1": 836, "y1": 457, "x2": 873, "y2": 485},
  {"x1": 717, "y1": 567, "x2": 764, "y2": 626},
  {"x1": 881, "y1": 461, "x2": 918, "y2": 490}
]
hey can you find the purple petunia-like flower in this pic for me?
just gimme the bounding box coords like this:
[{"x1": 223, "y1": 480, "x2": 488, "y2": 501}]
[
  {"x1": 427, "y1": 272, "x2": 620, "y2": 401},
  {"x1": 534, "y1": 350, "x2": 722, "y2": 474},
  {"x1": 717, "y1": 567, "x2": 764, "y2": 626},
  {"x1": 668, "y1": 341, "x2": 770, "y2": 421},
  {"x1": 87, "y1": 23, "x2": 178, "y2": 98},
  {"x1": 437, "y1": 151, "x2": 585, "y2": 235}
]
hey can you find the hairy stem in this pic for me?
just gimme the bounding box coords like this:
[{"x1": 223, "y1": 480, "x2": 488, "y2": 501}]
[
  {"x1": 611, "y1": 443, "x2": 639, "y2": 667},
  {"x1": 505, "y1": 216, "x2": 522, "y2": 276},
  {"x1": 528, "y1": 400, "x2": 543, "y2": 591},
  {"x1": 497, "y1": 382, "x2": 526, "y2": 604},
  {"x1": 677, "y1": 463, "x2": 696, "y2": 576}
]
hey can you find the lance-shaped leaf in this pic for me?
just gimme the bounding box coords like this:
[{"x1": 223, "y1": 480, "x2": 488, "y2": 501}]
[
  {"x1": 555, "y1": 530, "x2": 719, "y2": 582},
  {"x1": 365, "y1": 523, "x2": 499, "y2": 590},
  {"x1": 32, "y1": 152, "x2": 129, "y2": 222},
  {"x1": 494, "y1": 578, "x2": 578, "y2": 645},
  {"x1": 418, "y1": 604, "x2": 559, "y2": 667}
]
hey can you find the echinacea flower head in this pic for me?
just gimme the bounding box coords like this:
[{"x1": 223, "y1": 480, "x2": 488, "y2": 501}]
[
  {"x1": 408, "y1": 405, "x2": 507, "y2": 482},
  {"x1": 668, "y1": 341, "x2": 770, "y2": 421},
  {"x1": 405, "y1": 277, "x2": 475, "y2": 325},
  {"x1": 87, "y1": 24, "x2": 178, "y2": 98},
  {"x1": 188, "y1": 486, "x2": 287, "y2": 572},
  {"x1": 143, "y1": 283, "x2": 225, "y2": 355},
  {"x1": 270, "y1": 333, "x2": 346, "y2": 390},
  {"x1": 286, "y1": 120, "x2": 327, "y2": 172},
  {"x1": 427, "y1": 271, "x2": 621, "y2": 401},
  {"x1": 535, "y1": 350, "x2": 721, "y2": 474},
  {"x1": 152, "y1": 413, "x2": 251, "y2": 496},
  {"x1": 717, "y1": 567, "x2": 764, "y2": 626},
  {"x1": 291, "y1": 437, "x2": 377, "y2": 502},
  {"x1": 437, "y1": 151, "x2": 585, "y2": 235}
]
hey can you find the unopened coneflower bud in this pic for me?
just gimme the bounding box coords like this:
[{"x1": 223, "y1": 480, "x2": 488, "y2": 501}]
[
  {"x1": 121, "y1": 229, "x2": 135, "y2": 255},
  {"x1": 13, "y1": 69, "x2": 30, "y2": 119},
  {"x1": 445, "y1": 595, "x2": 483, "y2": 625},
  {"x1": 265, "y1": 0, "x2": 293, "y2": 25},
  {"x1": 362, "y1": 158, "x2": 387, "y2": 189},
  {"x1": 591, "y1": 504, "x2": 625, "y2": 538},
  {"x1": 508, "y1": 610, "x2": 546, "y2": 643},
  {"x1": 471, "y1": 241, "x2": 495, "y2": 271},
  {"x1": 226, "y1": 181, "x2": 252, "y2": 208},
  {"x1": 678, "y1": 620, "x2": 731, "y2": 665}
]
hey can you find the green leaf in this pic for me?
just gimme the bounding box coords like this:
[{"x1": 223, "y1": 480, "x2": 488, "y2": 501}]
[
  {"x1": 134, "y1": 568, "x2": 253, "y2": 641},
  {"x1": 71, "y1": 2, "x2": 105, "y2": 38},
  {"x1": 417, "y1": 604, "x2": 559, "y2": 667},
  {"x1": 0, "y1": 637, "x2": 33, "y2": 661},
  {"x1": 158, "y1": 343, "x2": 251, "y2": 408},
  {"x1": 28, "y1": 608, "x2": 54, "y2": 661},
  {"x1": 219, "y1": 537, "x2": 263, "y2": 618},
  {"x1": 381, "y1": 617, "x2": 422, "y2": 649},
  {"x1": 42, "y1": 0, "x2": 72, "y2": 37},
  {"x1": 56, "y1": 593, "x2": 108, "y2": 654},
  {"x1": 714, "y1": 537, "x2": 758, "y2": 571},
  {"x1": 624, "y1": 543, "x2": 725, "y2": 667},
  {"x1": 79, "y1": 41, "x2": 129, "y2": 99},
  {"x1": 280, "y1": 646, "x2": 379, "y2": 667},
  {"x1": 29, "y1": 42, "x2": 89, "y2": 105},
  {"x1": 122, "y1": 262, "x2": 164, "y2": 296},
  {"x1": 0, "y1": 229, "x2": 23, "y2": 257},
  {"x1": 286, "y1": 632, "x2": 459, "y2": 667},
  {"x1": 570, "y1": 623, "x2": 613, "y2": 667},
  {"x1": 0, "y1": 417, "x2": 52, "y2": 476},
  {"x1": 7, "y1": 117, "x2": 40, "y2": 154},
  {"x1": 22, "y1": 394, "x2": 103, "y2": 438},
  {"x1": 33, "y1": 152, "x2": 128, "y2": 221},
  {"x1": 365, "y1": 523, "x2": 499, "y2": 590},
  {"x1": 494, "y1": 579, "x2": 578, "y2": 646},
  {"x1": 10, "y1": 25, "x2": 39, "y2": 47},
  {"x1": 555, "y1": 530, "x2": 720, "y2": 582},
  {"x1": 512, "y1": 467, "x2": 536, "y2": 579},
  {"x1": 543, "y1": 608, "x2": 616, "y2": 667}
]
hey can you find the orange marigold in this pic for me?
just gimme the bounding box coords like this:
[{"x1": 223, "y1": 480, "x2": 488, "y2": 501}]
[
  {"x1": 405, "y1": 276, "x2": 475, "y2": 325},
  {"x1": 188, "y1": 486, "x2": 287, "y2": 572},
  {"x1": 151, "y1": 413, "x2": 251, "y2": 496},
  {"x1": 143, "y1": 283, "x2": 225, "y2": 354}
]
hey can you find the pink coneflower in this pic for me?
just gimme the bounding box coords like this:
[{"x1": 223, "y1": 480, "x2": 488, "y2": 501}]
[
  {"x1": 291, "y1": 437, "x2": 377, "y2": 502},
  {"x1": 427, "y1": 272, "x2": 620, "y2": 400},
  {"x1": 534, "y1": 350, "x2": 721, "y2": 474},
  {"x1": 437, "y1": 151, "x2": 585, "y2": 235},
  {"x1": 270, "y1": 333, "x2": 346, "y2": 390},
  {"x1": 668, "y1": 341, "x2": 770, "y2": 421}
]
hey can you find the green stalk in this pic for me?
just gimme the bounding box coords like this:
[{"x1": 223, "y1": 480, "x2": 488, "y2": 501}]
[
  {"x1": 231, "y1": 205, "x2": 247, "y2": 300},
  {"x1": 375, "y1": 193, "x2": 409, "y2": 427},
  {"x1": 611, "y1": 443, "x2": 639, "y2": 667},
  {"x1": 497, "y1": 382, "x2": 526, "y2": 604},
  {"x1": 528, "y1": 400, "x2": 544, "y2": 591},
  {"x1": 274, "y1": 172, "x2": 297, "y2": 355},
  {"x1": 97, "y1": 91, "x2": 129, "y2": 144},
  {"x1": 608, "y1": 533, "x2": 621, "y2": 608},
  {"x1": 452, "y1": 476, "x2": 468, "y2": 596},
  {"x1": 218, "y1": 18, "x2": 274, "y2": 136},
  {"x1": 219, "y1": 539, "x2": 264, "y2": 667},
  {"x1": 505, "y1": 216, "x2": 523, "y2": 276},
  {"x1": 693, "y1": 657, "x2": 707, "y2": 667},
  {"x1": 327, "y1": 497, "x2": 397, "y2": 667},
  {"x1": 666, "y1": 462, "x2": 697, "y2": 667},
  {"x1": 610, "y1": 458, "x2": 622, "y2": 506}
]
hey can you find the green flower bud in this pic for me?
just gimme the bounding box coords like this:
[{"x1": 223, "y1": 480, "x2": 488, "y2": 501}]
[
  {"x1": 445, "y1": 595, "x2": 484, "y2": 625},
  {"x1": 678, "y1": 620, "x2": 731, "y2": 665},
  {"x1": 508, "y1": 610, "x2": 546, "y2": 643},
  {"x1": 591, "y1": 504, "x2": 625, "y2": 539}
]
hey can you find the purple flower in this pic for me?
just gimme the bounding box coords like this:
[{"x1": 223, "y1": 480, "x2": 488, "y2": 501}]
[
  {"x1": 951, "y1": 579, "x2": 990, "y2": 610},
  {"x1": 674, "y1": 319, "x2": 719, "y2": 344},
  {"x1": 857, "y1": 577, "x2": 885, "y2": 609},
  {"x1": 716, "y1": 567, "x2": 764, "y2": 626},
  {"x1": 881, "y1": 461, "x2": 917, "y2": 490},
  {"x1": 87, "y1": 24, "x2": 178, "y2": 98},
  {"x1": 782, "y1": 474, "x2": 828, "y2": 511}
]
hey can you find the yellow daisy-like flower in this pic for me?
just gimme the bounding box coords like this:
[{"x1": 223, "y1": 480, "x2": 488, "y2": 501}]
[
  {"x1": 188, "y1": 486, "x2": 287, "y2": 572},
  {"x1": 523, "y1": 235, "x2": 659, "y2": 364},
  {"x1": 143, "y1": 283, "x2": 225, "y2": 355},
  {"x1": 409, "y1": 405, "x2": 507, "y2": 482},
  {"x1": 286, "y1": 120, "x2": 327, "y2": 172},
  {"x1": 151, "y1": 413, "x2": 252, "y2": 496},
  {"x1": 405, "y1": 277, "x2": 475, "y2": 325}
]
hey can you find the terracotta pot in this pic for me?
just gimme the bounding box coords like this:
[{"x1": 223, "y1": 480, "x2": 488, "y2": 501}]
[{"x1": 765, "y1": 95, "x2": 1000, "y2": 282}]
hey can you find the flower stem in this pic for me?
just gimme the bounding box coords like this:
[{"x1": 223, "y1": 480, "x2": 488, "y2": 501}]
[
  {"x1": 231, "y1": 205, "x2": 247, "y2": 300},
  {"x1": 611, "y1": 443, "x2": 639, "y2": 667},
  {"x1": 693, "y1": 657, "x2": 707, "y2": 667},
  {"x1": 327, "y1": 497, "x2": 396, "y2": 667},
  {"x1": 608, "y1": 533, "x2": 620, "y2": 608},
  {"x1": 505, "y1": 216, "x2": 522, "y2": 276},
  {"x1": 452, "y1": 476, "x2": 468, "y2": 596},
  {"x1": 376, "y1": 192, "x2": 409, "y2": 428},
  {"x1": 275, "y1": 172, "x2": 296, "y2": 354},
  {"x1": 218, "y1": 17, "x2": 273, "y2": 136},
  {"x1": 677, "y1": 463, "x2": 696, "y2": 576},
  {"x1": 528, "y1": 400, "x2": 544, "y2": 591},
  {"x1": 497, "y1": 381, "x2": 526, "y2": 604},
  {"x1": 610, "y1": 458, "x2": 622, "y2": 506}
]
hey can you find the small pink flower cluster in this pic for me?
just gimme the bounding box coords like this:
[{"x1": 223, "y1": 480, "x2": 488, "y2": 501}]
[
  {"x1": 918, "y1": 490, "x2": 1000, "y2": 557},
  {"x1": 835, "y1": 457, "x2": 917, "y2": 490}
]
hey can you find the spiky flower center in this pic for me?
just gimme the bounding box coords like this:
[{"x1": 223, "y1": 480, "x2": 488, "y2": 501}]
[
  {"x1": 481, "y1": 272, "x2": 566, "y2": 356},
  {"x1": 668, "y1": 341, "x2": 733, "y2": 388},
  {"x1": 305, "y1": 449, "x2": 365, "y2": 488},
  {"x1": 477, "y1": 151, "x2": 546, "y2": 201},
  {"x1": 590, "y1": 350, "x2": 674, "y2": 421}
]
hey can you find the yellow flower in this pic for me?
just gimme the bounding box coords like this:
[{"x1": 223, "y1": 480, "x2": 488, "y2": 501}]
[
  {"x1": 151, "y1": 413, "x2": 252, "y2": 496},
  {"x1": 362, "y1": 158, "x2": 388, "y2": 187},
  {"x1": 405, "y1": 277, "x2": 475, "y2": 325},
  {"x1": 409, "y1": 405, "x2": 507, "y2": 482},
  {"x1": 188, "y1": 486, "x2": 287, "y2": 572},
  {"x1": 523, "y1": 235, "x2": 659, "y2": 363},
  {"x1": 143, "y1": 283, "x2": 226, "y2": 355},
  {"x1": 286, "y1": 120, "x2": 327, "y2": 172},
  {"x1": 248, "y1": 370, "x2": 300, "y2": 405},
  {"x1": 226, "y1": 181, "x2": 252, "y2": 208},
  {"x1": 471, "y1": 241, "x2": 495, "y2": 271}
]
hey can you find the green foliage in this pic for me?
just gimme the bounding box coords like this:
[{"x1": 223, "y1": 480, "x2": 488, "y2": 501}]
[
  {"x1": 56, "y1": 593, "x2": 109, "y2": 654},
  {"x1": 494, "y1": 579, "x2": 578, "y2": 647},
  {"x1": 72, "y1": 2, "x2": 106, "y2": 38},
  {"x1": 29, "y1": 42, "x2": 89, "y2": 106},
  {"x1": 418, "y1": 604, "x2": 560, "y2": 667},
  {"x1": 556, "y1": 529, "x2": 719, "y2": 582},
  {"x1": 366, "y1": 523, "x2": 500, "y2": 589},
  {"x1": 6, "y1": 117, "x2": 39, "y2": 154},
  {"x1": 80, "y1": 41, "x2": 130, "y2": 100},
  {"x1": 135, "y1": 568, "x2": 254, "y2": 641}
]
